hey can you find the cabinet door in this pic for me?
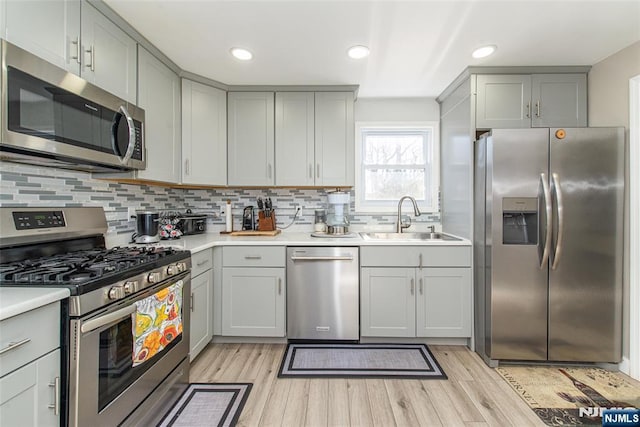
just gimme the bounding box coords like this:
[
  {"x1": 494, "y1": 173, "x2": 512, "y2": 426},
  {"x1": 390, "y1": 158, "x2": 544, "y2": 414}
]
[
  {"x1": 476, "y1": 75, "x2": 531, "y2": 129},
  {"x1": 228, "y1": 92, "x2": 275, "y2": 186},
  {"x1": 137, "y1": 47, "x2": 181, "y2": 183},
  {"x1": 416, "y1": 268, "x2": 471, "y2": 337},
  {"x1": 189, "y1": 270, "x2": 212, "y2": 361},
  {"x1": 360, "y1": 268, "x2": 415, "y2": 337},
  {"x1": 81, "y1": 1, "x2": 137, "y2": 103},
  {"x1": 315, "y1": 92, "x2": 355, "y2": 186},
  {"x1": 182, "y1": 80, "x2": 227, "y2": 185},
  {"x1": 222, "y1": 267, "x2": 285, "y2": 337},
  {"x1": 0, "y1": 350, "x2": 60, "y2": 427},
  {"x1": 3, "y1": 0, "x2": 81, "y2": 74},
  {"x1": 275, "y1": 92, "x2": 315, "y2": 186},
  {"x1": 531, "y1": 74, "x2": 587, "y2": 127}
]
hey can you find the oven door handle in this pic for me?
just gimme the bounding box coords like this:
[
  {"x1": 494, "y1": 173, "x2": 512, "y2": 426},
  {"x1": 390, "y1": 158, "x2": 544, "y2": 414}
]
[{"x1": 80, "y1": 304, "x2": 137, "y2": 334}]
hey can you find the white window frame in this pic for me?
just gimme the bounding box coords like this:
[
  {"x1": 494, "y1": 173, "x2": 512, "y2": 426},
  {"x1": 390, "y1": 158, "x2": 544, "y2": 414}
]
[{"x1": 355, "y1": 121, "x2": 440, "y2": 213}]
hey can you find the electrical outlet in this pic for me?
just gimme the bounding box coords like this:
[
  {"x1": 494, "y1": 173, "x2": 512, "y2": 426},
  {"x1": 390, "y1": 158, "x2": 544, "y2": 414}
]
[
  {"x1": 128, "y1": 207, "x2": 136, "y2": 219},
  {"x1": 293, "y1": 205, "x2": 302, "y2": 215}
]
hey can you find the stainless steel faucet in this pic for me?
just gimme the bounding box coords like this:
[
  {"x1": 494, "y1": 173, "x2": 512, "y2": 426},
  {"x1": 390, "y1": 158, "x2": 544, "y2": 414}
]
[{"x1": 396, "y1": 195, "x2": 421, "y2": 233}]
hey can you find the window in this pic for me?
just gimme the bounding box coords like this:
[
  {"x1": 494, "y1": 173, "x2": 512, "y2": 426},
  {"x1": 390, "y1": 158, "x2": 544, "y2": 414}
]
[{"x1": 355, "y1": 122, "x2": 439, "y2": 213}]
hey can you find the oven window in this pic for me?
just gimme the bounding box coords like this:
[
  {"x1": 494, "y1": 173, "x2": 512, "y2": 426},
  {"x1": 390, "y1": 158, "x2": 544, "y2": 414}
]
[
  {"x1": 97, "y1": 314, "x2": 181, "y2": 411},
  {"x1": 98, "y1": 316, "x2": 134, "y2": 411}
]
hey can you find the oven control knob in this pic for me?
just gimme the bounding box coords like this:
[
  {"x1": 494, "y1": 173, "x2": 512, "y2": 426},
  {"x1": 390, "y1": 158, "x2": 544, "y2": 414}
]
[
  {"x1": 167, "y1": 264, "x2": 178, "y2": 275},
  {"x1": 123, "y1": 281, "x2": 138, "y2": 294},
  {"x1": 147, "y1": 272, "x2": 161, "y2": 283},
  {"x1": 108, "y1": 286, "x2": 125, "y2": 300},
  {"x1": 180, "y1": 262, "x2": 188, "y2": 272}
]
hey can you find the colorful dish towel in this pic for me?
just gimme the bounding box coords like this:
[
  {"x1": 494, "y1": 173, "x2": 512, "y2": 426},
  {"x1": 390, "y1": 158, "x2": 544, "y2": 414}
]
[{"x1": 132, "y1": 280, "x2": 183, "y2": 367}]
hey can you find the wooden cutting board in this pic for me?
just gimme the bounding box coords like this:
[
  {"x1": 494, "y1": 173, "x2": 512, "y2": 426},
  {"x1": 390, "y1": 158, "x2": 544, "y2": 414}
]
[{"x1": 221, "y1": 229, "x2": 281, "y2": 236}]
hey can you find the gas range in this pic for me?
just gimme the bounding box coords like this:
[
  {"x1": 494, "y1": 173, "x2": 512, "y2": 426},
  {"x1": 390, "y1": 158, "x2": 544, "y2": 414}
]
[
  {"x1": 0, "y1": 207, "x2": 191, "y2": 316},
  {"x1": 0, "y1": 207, "x2": 192, "y2": 426},
  {"x1": 0, "y1": 245, "x2": 190, "y2": 316}
]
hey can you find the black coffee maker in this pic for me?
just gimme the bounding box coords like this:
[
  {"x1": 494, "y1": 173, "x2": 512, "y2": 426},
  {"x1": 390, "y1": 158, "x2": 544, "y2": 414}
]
[{"x1": 242, "y1": 206, "x2": 255, "y2": 230}]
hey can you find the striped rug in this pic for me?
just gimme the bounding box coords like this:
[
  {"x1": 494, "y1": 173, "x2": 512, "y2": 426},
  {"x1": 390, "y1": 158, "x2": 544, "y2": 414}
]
[{"x1": 278, "y1": 343, "x2": 447, "y2": 379}]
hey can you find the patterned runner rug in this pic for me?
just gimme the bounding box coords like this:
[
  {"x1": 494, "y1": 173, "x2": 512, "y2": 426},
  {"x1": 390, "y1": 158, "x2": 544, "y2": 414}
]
[
  {"x1": 157, "y1": 383, "x2": 252, "y2": 427},
  {"x1": 278, "y1": 343, "x2": 447, "y2": 379},
  {"x1": 496, "y1": 366, "x2": 640, "y2": 426}
]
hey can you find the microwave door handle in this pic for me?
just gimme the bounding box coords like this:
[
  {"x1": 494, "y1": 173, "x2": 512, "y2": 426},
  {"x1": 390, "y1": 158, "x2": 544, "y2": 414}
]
[
  {"x1": 117, "y1": 105, "x2": 136, "y2": 165},
  {"x1": 80, "y1": 304, "x2": 136, "y2": 334}
]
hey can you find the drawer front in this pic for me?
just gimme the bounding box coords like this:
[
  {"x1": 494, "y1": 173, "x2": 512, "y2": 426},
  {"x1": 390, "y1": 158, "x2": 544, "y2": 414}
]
[
  {"x1": 0, "y1": 303, "x2": 60, "y2": 377},
  {"x1": 361, "y1": 246, "x2": 471, "y2": 267},
  {"x1": 223, "y1": 246, "x2": 285, "y2": 267},
  {"x1": 191, "y1": 249, "x2": 213, "y2": 277}
]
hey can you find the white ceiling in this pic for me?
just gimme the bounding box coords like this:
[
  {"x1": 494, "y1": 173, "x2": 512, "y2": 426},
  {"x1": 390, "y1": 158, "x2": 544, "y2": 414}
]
[{"x1": 104, "y1": 0, "x2": 640, "y2": 98}]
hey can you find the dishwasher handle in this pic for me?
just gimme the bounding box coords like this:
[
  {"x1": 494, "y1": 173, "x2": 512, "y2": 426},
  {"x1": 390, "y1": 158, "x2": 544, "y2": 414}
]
[{"x1": 290, "y1": 255, "x2": 354, "y2": 261}]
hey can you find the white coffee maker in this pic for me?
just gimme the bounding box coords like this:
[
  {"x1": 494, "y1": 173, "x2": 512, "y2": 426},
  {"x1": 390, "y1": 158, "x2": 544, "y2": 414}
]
[{"x1": 326, "y1": 189, "x2": 350, "y2": 235}]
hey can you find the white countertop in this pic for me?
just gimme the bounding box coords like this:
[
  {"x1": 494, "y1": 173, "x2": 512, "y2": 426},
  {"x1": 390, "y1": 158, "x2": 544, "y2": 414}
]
[
  {"x1": 0, "y1": 288, "x2": 70, "y2": 321},
  {"x1": 117, "y1": 231, "x2": 471, "y2": 253}
]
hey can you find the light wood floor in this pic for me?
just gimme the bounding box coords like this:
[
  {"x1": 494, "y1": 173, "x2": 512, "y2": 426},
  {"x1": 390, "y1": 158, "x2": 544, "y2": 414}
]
[{"x1": 189, "y1": 343, "x2": 547, "y2": 426}]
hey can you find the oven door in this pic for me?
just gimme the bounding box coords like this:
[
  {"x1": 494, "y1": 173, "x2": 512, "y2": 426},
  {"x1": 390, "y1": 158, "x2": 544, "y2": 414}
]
[{"x1": 68, "y1": 273, "x2": 190, "y2": 427}]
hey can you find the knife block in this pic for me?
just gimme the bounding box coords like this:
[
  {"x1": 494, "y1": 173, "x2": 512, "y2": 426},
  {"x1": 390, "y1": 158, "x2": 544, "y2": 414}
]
[{"x1": 258, "y1": 211, "x2": 276, "y2": 231}]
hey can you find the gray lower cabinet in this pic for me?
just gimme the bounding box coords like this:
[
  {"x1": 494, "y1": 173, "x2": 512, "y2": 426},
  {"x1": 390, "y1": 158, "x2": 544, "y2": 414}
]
[
  {"x1": 361, "y1": 267, "x2": 471, "y2": 338},
  {"x1": 0, "y1": 302, "x2": 62, "y2": 426},
  {"x1": 221, "y1": 246, "x2": 286, "y2": 337},
  {"x1": 189, "y1": 249, "x2": 213, "y2": 361},
  {"x1": 360, "y1": 246, "x2": 472, "y2": 338},
  {"x1": 0, "y1": 350, "x2": 60, "y2": 427}
]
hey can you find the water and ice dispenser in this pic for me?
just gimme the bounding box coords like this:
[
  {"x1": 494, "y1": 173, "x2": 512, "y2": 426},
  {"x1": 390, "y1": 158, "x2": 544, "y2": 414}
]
[{"x1": 502, "y1": 197, "x2": 538, "y2": 245}]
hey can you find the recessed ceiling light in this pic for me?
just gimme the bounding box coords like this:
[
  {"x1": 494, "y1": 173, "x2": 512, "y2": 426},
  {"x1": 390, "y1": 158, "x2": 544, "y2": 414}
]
[
  {"x1": 230, "y1": 47, "x2": 253, "y2": 61},
  {"x1": 472, "y1": 45, "x2": 497, "y2": 59},
  {"x1": 347, "y1": 45, "x2": 370, "y2": 59}
]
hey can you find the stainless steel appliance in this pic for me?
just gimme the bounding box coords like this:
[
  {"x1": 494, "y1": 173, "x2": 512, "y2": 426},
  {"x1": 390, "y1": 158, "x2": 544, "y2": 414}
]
[
  {"x1": 0, "y1": 207, "x2": 191, "y2": 426},
  {"x1": 473, "y1": 128, "x2": 624, "y2": 365},
  {"x1": 287, "y1": 247, "x2": 359, "y2": 340},
  {"x1": 132, "y1": 210, "x2": 160, "y2": 243},
  {"x1": 180, "y1": 210, "x2": 207, "y2": 235},
  {"x1": 1, "y1": 40, "x2": 145, "y2": 172}
]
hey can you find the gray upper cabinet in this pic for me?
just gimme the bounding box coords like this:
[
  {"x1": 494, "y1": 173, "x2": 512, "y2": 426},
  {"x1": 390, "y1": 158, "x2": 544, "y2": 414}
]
[
  {"x1": 275, "y1": 92, "x2": 315, "y2": 186},
  {"x1": 137, "y1": 47, "x2": 181, "y2": 184},
  {"x1": 2, "y1": 0, "x2": 81, "y2": 74},
  {"x1": 2, "y1": 0, "x2": 137, "y2": 103},
  {"x1": 228, "y1": 92, "x2": 275, "y2": 186},
  {"x1": 531, "y1": 74, "x2": 587, "y2": 127},
  {"x1": 476, "y1": 75, "x2": 531, "y2": 129},
  {"x1": 182, "y1": 80, "x2": 227, "y2": 185},
  {"x1": 81, "y1": 1, "x2": 137, "y2": 103},
  {"x1": 315, "y1": 92, "x2": 355, "y2": 186},
  {"x1": 476, "y1": 73, "x2": 587, "y2": 129}
]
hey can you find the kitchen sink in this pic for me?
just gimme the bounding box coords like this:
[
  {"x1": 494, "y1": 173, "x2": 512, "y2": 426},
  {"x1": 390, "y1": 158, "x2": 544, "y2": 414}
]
[{"x1": 360, "y1": 231, "x2": 461, "y2": 241}]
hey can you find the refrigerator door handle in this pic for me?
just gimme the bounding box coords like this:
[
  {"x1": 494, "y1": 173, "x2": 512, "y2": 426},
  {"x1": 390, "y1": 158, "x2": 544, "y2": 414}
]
[
  {"x1": 539, "y1": 173, "x2": 552, "y2": 268},
  {"x1": 551, "y1": 173, "x2": 564, "y2": 270}
]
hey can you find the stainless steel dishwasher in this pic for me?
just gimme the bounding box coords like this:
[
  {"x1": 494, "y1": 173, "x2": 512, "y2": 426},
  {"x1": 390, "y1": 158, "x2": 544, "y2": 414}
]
[{"x1": 287, "y1": 247, "x2": 359, "y2": 340}]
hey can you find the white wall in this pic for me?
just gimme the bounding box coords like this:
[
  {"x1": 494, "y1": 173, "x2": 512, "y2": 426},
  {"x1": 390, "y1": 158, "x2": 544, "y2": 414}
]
[
  {"x1": 355, "y1": 97, "x2": 439, "y2": 122},
  {"x1": 588, "y1": 40, "x2": 640, "y2": 370}
]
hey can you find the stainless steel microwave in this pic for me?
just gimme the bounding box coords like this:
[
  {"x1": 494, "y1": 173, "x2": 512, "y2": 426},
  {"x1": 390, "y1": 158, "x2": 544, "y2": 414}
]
[{"x1": 1, "y1": 40, "x2": 145, "y2": 172}]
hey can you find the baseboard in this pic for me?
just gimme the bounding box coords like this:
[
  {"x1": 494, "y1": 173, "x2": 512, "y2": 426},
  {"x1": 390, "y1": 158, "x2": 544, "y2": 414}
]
[
  {"x1": 618, "y1": 356, "x2": 630, "y2": 375},
  {"x1": 359, "y1": 336, "x2": 470, "y2": 346},
  {"x1": 212, "y1": 336, "x2": 288, "y2": 344}
]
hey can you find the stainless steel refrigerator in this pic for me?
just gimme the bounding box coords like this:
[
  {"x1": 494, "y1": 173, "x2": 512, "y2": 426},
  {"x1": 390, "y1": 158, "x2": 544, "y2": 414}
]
[{"x1": 473, "y1": 128, "x2": 624, "y2": 365}]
